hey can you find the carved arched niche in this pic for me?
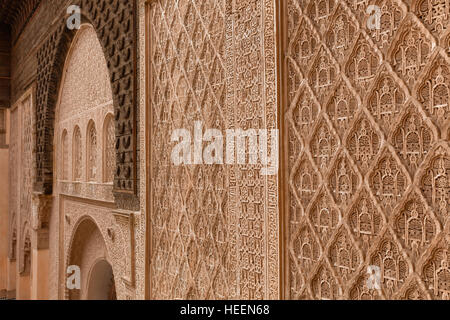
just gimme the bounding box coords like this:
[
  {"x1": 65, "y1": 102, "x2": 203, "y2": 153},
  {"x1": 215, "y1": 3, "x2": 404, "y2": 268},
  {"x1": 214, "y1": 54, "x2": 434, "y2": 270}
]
[
  {"x1": 86, "y1": 121, "x2": 98, "y2": 182},
  {"x1": 72, "y1": 126, "x2": 82, "y2": 182},
  {"x1": 66, "y1": 218, "x2": 113, "y2": 300},
  {"x1": 61, "y1": 130, "x2": 69, "y2": 180},
  {"x1": 35, "y1": 0, "x2": 138, "y2": 209},
  {"x1": 103, "y1": 114, "x2": 115, "y2": 183}
]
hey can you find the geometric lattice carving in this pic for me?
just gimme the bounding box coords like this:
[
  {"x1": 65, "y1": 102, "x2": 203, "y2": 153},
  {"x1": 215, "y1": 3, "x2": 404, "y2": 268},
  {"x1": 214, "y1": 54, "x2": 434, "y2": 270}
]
[
  {"x1": 290, "y1": 225, "x2": 321, "y2": 296},
  {"x1": 328, "y1": 227, "x2": 362, "y2": 281},
  {"x1": 345, "y1": 34, "x2": 381, "y2": 96},
  {"x1": 369, "y1": 149, "x2": 408, "y2": 213},
  {"x1": 289, "y1": 17, "x2": 320, "y2": 76},
  {"x1": 328, "y1": 153, "x2": 359, "y2": 207},
  {"x1": 445, "y1": 31, "x2": 450, "y2": 56},
  {"x1": 306, "y1": 0, "x2": 337, "y2": 35},
  {"x1": 343, "y1": 0, "x2": 368, "y2": 22},
  {"x1": 292, "y1": 84, "x2": 320, "y2": 140},
  {"x1": 366, "y1": 0, "x2": 406, "y2": 52},
  {"x1": 420, "y1": 145, "x2": 450, "y2": 225},
  {"x1": 311, "y1": 262, "x2": 341, "y2": 300},
  {"x1": 292, "y1": 155, "x2": 320, "y2": 210},
  {"x1": 349, "y1": 273, "x2": 383, "y2": 300},
  {"x1": 325, "y1": 81, "x2": 358, "y2": 137},
  {"x1": 308, "y1": 46, "x2": 338, "y2": 101},
  {"x1": 391, "y1": 104, "x2": 435, "y2": 175},
  {"x1": 325, "y1": 4, "x2": 358, "y2": 65},
  {"x1": 390, "y1": 17, "x2": 433, "y2": 89},
  {"x1": 148, "y1": 0, "x2": 279, "y2": 300},
  {"x1": 288, "y1": 126, "x2": 302, "y2": 172},
  {"x1": 393, "y1": 192, "x2": 438, "y2": 260},
  {"x1": 399, "y1": 278, "x2": 429, "y2": 300},
  {"x1": 422, "y1": 235, "x2": 450, "y2": 299},
  {"x1": 416, "y1": 53, "x2": 450, "y2": 131},
  {"x1": 367, "y1": 68, "x2": 406, "y2": 135},
  {"x1": 414, "y1": 0, "x2": 450, "y2": 38},
  {"x1": 347, "y1": 114, "x2": 381, "y2": 173},
  {"x1": 348, "y1": 188, "x2": 384, "y2": 254},
  {"x1": 284, "y1": 0, "x2": 449, "y2": 300},
  {"x1": 310, "y1": 118, "x2": 339, "y2": 174},
  {"x1": 309, "y1": 189, "x2": 340, "y2": 247},
  {"x1": 369, "y1": 232, "x2": 409, "y2": 299}
]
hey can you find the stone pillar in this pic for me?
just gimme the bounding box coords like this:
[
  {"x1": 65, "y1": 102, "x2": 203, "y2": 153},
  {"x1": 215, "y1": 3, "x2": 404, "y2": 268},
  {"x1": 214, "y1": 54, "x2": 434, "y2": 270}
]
[
  {"x1": 17, "y1": 238, "x2": 31, "y2": 300},
  {"x1": 28, "y1": 193, "x2": 52, "y2": 300},
  {"x1": 6, "y1": 258, "x2": 16, "y2": 299},
  {"x1": 17, "y1": 272, "x2": 31, "y2": 300},
  {"x1": 0, "y1": 142, "x2": 9, "y2": 298},
  {"x1": 31, "y1": 228, "x2": 49, "y2": 299}
]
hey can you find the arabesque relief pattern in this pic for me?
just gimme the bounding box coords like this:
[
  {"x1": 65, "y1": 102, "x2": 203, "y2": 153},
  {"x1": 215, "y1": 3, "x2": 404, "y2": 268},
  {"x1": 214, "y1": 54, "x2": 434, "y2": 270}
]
[
  {"x1": 8, "y1": 93, "x2": 35, "y2": 275},
  {"x1": 285, "y1": 0, "x2": 449, "y2": 299},
  {"x1": 149, "y1": 0, "x2": 279, "y2": 299}
]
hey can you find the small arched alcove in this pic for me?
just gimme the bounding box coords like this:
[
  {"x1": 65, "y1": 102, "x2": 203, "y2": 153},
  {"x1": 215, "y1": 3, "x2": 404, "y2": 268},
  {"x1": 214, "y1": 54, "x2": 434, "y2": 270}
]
[
  {"x1": 87, "y1": 259, "x2": 116, "y2": 300},
  {"x1": 67, "y1": 218, "x2": 115, "y2": 300}
]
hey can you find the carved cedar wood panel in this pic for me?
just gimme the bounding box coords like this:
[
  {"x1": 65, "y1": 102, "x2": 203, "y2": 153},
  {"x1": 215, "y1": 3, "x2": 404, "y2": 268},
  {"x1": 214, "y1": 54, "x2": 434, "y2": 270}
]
[
  {"x1": 148, "y1": 0, "x2": 279, "y2": 299},
  {"x1": 284, "y1": 0, "x2": 450, "y2": 299},
  {"x1": 35, "y1": 0, "x2": 138, "y2": 207}
]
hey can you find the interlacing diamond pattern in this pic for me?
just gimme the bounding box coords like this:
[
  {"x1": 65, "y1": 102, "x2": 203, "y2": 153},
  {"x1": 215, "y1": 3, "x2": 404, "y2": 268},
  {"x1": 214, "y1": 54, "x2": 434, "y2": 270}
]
[
  {"x1": 286, "y1": 0, "x2": 450, "y2": 299},
  {"x1": 150, "y1": 0, "x2": 279, "y2": 300},
  {"x1": 149, "y1": 0, "x2": 229, "y2": 299}
]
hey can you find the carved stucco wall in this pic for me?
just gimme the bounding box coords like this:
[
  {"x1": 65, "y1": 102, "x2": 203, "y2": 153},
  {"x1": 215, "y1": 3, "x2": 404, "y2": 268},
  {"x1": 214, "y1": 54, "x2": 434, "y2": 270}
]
[
  {"x1": 35, "y1": 0, "x2": 139, "y2": 209},
  {"x1": 284, "y1": 0, "x2": 449, "y2": 300},
  {"x1": 49, "y1": 25, "x2": 140, "y2": 300},
  {"x1": 8, "y1": 90, "x2": 35, "y2": 276},
  {"x1": 147, "y1": 0, "x2": 279, "y2": 299},
  {"x1": 6, "y1": 0, "x2": 448, "y2": 301}
]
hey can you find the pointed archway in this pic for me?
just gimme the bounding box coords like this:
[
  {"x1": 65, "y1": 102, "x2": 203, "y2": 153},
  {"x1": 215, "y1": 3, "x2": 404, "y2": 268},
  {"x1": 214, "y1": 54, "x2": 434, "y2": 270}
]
[{"x1": 66, "y1": 218, "x2": 115, "y2": 300}]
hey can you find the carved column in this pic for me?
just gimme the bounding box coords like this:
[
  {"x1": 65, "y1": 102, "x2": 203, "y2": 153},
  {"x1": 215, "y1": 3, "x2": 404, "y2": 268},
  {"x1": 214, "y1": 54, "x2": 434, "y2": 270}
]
[
  {"x1": 16, "y1": 235, "x2": 31, "y2": 300},
  {"x1": 6, "y1": 258, "x2": 16, "y2": 299},
  {"x1": 29, "y1": 193, "x2": 52, "y2": 299},
  {"x1": 6, "y1": 228, "x2": 16, "y2": 299}
]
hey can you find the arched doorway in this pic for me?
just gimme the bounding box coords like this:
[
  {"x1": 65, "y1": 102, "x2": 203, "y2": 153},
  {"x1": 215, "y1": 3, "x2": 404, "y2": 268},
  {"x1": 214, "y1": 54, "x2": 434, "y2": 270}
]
[
  {"x1": 87, "y1": 259, "x2": 116, "y2": 300},
  {"x1": 67, "y1": 218, "x2": 115, "y2": 300},
  {"x1": 48, "y1": 22, "x2": 116, "y2": 299}
]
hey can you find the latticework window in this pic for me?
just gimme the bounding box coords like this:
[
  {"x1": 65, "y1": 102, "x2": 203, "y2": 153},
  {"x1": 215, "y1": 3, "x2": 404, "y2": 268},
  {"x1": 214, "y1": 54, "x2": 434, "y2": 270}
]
[
  {"x1": 104, "y1": 115, "x2": 115, "y2": 183},
  {"x1": 87, "y1": 122, "x2": 97, "y2": 181},
  {"x1": 73, "y1": 126, "x2": 82, "y2": 181}
]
